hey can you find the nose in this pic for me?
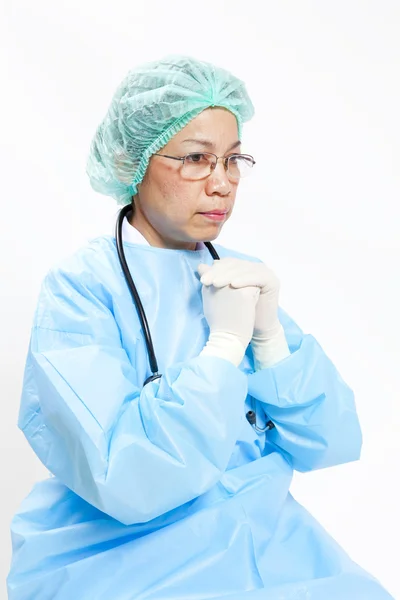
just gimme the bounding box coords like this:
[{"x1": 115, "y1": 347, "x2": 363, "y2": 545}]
[{"x1": 205, "y1": 159, "x2": 231, "y2": 196}]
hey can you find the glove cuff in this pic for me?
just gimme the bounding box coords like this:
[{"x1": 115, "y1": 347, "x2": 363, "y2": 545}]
[
  {"x1": 251, "y1": 325, "x2": 291, "y2": 370},
  {"x1": 199, "y1": 332, "x2": 247, "y2": 367}
]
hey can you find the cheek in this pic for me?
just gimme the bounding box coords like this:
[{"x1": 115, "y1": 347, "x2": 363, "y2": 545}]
[{"x1": 158, "y1": 179, "x2": 203, "y2": 217}]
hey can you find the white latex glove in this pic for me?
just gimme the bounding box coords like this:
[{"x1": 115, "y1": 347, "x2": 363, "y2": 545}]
[
  {"x1": 198, "y1": 266, "x2": 260, "y2": 367},
  {"x1": 199, "y1": 258, "x2": 290, "y2": 370}
]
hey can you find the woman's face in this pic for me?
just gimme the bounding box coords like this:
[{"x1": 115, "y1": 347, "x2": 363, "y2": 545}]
[{"x1": 132, "y1": 108, "x2": 241, "y2": 250}]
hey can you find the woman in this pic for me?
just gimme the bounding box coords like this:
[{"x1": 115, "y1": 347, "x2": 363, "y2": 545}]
[{"x1": 7, "y1": 55, "x2": 393, "y2": 599}]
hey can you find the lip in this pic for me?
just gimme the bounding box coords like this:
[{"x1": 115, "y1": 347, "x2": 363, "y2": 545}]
[
  {"x1": 199, "y1": 209, "x2": 229, "y2": 222},
  {"x1": 199, "y1": 210, "x2": 228, "y2": 222}
]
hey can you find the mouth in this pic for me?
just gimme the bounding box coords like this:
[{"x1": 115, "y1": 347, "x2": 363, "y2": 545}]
[{"x1": 198, "y1": 209, "x2": 229, "y2": 222}]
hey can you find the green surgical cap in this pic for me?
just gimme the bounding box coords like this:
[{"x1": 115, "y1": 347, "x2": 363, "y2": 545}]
[{"x1": 86, "y1": 55, "x2": 255, "y2": 205}]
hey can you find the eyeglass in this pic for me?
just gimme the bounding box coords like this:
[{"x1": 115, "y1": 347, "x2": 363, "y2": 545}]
[{"x1": 153, "y1": 152, "x2": 256, "y2": 180}]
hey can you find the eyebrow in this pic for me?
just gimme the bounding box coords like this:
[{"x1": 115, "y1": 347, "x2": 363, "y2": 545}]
[{"x1": 181, "y1": 139, "x2": 242, "y2": 152}]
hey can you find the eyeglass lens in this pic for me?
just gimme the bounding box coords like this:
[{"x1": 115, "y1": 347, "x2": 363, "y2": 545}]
[{"x1": 181, "y1": 153, "x2": 254, "y2": 180}]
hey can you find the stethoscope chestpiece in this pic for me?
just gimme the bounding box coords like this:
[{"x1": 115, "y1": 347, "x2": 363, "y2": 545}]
[
  {"x1": 246, "y1": 410, "x2": 257, "y2": 426},
  {"x1": 246, "y1": 410, "x2": 275, "y2": 433}
]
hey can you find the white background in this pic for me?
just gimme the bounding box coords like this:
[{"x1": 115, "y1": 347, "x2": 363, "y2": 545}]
[{"x1": 1, "y1": 1, "x2": 399, "y2": 598}]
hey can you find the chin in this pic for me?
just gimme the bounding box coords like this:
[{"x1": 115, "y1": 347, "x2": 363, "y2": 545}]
[
  {"x1": 203, "y1": 230, "x2": 221, "y2": 242},
  {"x1": 204, "y1": 223, "x2": 225, "y2": 241},
  {"x1": 187, "y1": 224, "x2": 222, "y2": 243}
]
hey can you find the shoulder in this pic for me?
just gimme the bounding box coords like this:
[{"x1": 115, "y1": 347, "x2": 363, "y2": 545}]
[
  {"x1": 36, "y1": 236, "x2": 118, "y2": 323},
  {"x1": 30, "y1": 235, "x2": 125, "y2": 337},
  {"x1": 45, "y1": 235, "x2": 118, "y2": 286}
]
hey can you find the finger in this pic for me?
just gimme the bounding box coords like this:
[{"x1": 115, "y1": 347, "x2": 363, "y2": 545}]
[
  {"x1": 200, "y1": 258, "x2": 254, "y2": 287},
  {"x1": 201, "y1": 260, "x2": 244, "y2": 287},
  {"x1": 200, "y1": 263, "x2": 229, "y2": 286},
  {"x1": 230, "y1": 270, "x2": 279, "y2": 290},
  {"x1": 200, "y1": 272, "x2": 214, "y2": 286},
  {"x1": 230, "y1": 275, "x2": 267, "y2": 289},
  {"x1": 197, "y1": 263, "x2": 212, "y2": 277},
  {"x1": 240, "y1": 285, "x2": 261, "y2": 299}
]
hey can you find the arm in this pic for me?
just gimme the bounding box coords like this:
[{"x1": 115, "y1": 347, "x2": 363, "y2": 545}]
[
  {"x1": 19, "y1": 267, "x2": 248, "y2": 525},
  {"x1": 248, "y1": 307, "x2": 363, "y2": 472}
]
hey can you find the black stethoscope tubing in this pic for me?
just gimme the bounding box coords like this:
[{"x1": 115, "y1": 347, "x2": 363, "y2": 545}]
[{"x1": 115, "y1": 204, "x2": 274, "y2": 433}]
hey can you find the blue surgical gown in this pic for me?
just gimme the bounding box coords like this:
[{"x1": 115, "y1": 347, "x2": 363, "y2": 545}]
[{"x1": 7, "y1": 235, "x2": 393, "y2": 599}]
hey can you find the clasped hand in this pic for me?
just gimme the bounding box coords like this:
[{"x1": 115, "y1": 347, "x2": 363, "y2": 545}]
[{"x1": 198, "y1": 257, "x2": 290, "y2": 369}]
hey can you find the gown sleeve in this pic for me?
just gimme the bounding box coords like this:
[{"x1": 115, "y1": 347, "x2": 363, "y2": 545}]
[
  {"x1": 247, "y1": 307, "x2": 363, "y2": 472},
  {"x1": 18, "y1": 266, "x2": 248, "y2": 526}
]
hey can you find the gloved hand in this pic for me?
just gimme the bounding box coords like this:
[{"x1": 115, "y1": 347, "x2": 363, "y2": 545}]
[
  {"x1": 198, "y1": 258, "x2": 290, "y2": 370},
  {"x1": 197, "y1": 266, "x2": 260, "y2": 367}
]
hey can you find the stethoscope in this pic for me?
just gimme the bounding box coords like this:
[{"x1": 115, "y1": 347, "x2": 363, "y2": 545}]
[{"x1": 115, "y1": 204, "x2": 274, "y2": 434}]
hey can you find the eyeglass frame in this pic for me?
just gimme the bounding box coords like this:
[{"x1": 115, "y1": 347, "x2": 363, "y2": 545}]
[{"x1": 152, "y1": 151, "x2": 256, "y2": 180}]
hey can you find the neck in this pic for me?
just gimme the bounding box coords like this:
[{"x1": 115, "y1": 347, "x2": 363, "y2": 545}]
[{"x1": 129, "y1": 200, "x2": 197, "y2": 251}]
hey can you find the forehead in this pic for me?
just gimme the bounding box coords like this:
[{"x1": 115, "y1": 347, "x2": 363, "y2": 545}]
[{"x1": 169, "y1": 108, "x2": 239, "y2": 148}]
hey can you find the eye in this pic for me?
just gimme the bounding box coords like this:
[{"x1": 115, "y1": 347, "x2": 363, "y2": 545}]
[{"x1": 186, "y1": 153, "x2": 209, "y2": 163}]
